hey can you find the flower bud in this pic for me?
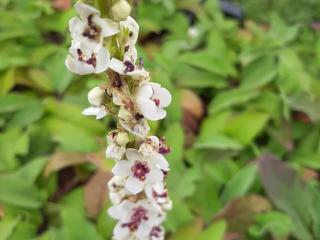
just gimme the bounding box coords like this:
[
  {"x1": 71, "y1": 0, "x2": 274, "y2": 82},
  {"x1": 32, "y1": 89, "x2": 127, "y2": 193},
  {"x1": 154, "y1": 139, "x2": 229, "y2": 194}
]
[
  {"x1": 111, "y1": 0, "x2": 131, "y2": 21},
  {"x1": 88, "y1": 87, "x2": 105, "y2": 106},
  {"x1": 116, "y1": 132, "x2": 129, "y2": 146}
]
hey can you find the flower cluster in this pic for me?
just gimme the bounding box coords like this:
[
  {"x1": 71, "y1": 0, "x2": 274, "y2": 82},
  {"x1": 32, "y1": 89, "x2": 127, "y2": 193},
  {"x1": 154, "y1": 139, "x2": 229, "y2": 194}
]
[{"x1": 65, "y1": 2, "x2": 172, "y2": 240}]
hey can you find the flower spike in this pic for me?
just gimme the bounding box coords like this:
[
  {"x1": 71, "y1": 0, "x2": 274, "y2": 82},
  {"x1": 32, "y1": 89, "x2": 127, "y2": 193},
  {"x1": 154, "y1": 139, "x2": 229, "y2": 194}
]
[{"x1": 65, "y1": 2, "x2": 172, "y2": 239}]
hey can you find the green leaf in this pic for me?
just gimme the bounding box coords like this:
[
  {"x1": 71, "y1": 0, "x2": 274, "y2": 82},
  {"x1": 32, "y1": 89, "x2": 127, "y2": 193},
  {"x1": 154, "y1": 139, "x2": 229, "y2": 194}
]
[
  {"x1": 0, "y1": 68, "x2": 15, "y2": 96},
  {"x1": 44, "y1": 117, "x2": 100, "y2": 152},
  {"x1": 277, "y1": 49, "x2": 311, "y2": 94},
  {"x1": 44, "y1": 98, "x2": 105, "y2": 134},
  {"x1": 178, "y1": 51, "x2": 235, "y2": 76},
  {"x1": 220, "y1": 163, "x2": 257, "y2": 204},
  {"x1": 28, "y1": 68, "x2": 54, "y2": 92},
  {"x1": 249, "y1": 211, "x2": 293, "y2": 238},
  {"x1": 7, "y1": 101, "x2": 44, "y2": 128},
  {"x1": 197, "y1": 220, "x2": 227, "y2": 240},
  {"x1": 0, "y1": 175, "x2": 43, "y2": 209},
  {"x1": 194, "y1": 134, "x2": 243, "y2": 150},
  {"x1": 224, "y1": 111, "x2": 269, "y2": 145},
  {"x1": 0, "y1": 217, "x2": 20, "y2": 240},
  {"x1": 12, "y1": 157, "x2": 48, "y2": 184},
  {"x1": 0, "y1": 128, "x2": 29, "y2": 171},
  {"x1": 0, "y1": 94, "x2": 36, "y2": 113},
  {"x1": 173, "y1": 64, "x2": 227, "y2": 89},
  {"x1": 61, "y1": 207, "x2": 102, "y2": 240},
  {"x1": 165, "y1": 197, "x2": 195, "y2": 232},
  {"x1": 209, "y1": 87, "x2": 259, "y2": 115},
  {"x1": 45, "y1": 51, "x2": 73, "y2": 93},
  {"x1": 241, "y1": 56, "x2": 277, "y2": 89}
]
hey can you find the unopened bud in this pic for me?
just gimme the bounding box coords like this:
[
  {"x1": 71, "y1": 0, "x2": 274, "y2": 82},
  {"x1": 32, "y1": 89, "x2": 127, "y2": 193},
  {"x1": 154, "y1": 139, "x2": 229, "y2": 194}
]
[
  {"x1": 111, "y1": 0, "x2": 131, "y2": 21},
  {"x1": 88, "y1": 87, "x2": 105, "y2": 106},
  {"x1": 116, "y1": 132, "x2": 129, "y2": 146}
]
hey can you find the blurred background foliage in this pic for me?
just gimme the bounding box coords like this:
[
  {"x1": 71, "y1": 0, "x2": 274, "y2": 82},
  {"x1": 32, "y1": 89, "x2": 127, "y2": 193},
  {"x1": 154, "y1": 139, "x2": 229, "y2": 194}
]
[{"x1": 1, "y1": 0, "x2": 320, "y2": 239}]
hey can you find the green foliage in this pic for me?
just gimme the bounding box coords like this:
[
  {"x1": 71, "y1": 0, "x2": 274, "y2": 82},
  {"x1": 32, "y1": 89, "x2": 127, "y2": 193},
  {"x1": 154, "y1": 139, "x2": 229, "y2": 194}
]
[{"x1": 0, "y1": 0, "x2": 320, "y2": 239}]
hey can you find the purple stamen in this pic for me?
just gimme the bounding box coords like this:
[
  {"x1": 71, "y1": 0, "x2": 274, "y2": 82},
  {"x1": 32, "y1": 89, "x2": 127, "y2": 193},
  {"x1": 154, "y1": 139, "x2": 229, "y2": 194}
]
[{"x1": 131, "y1": 161, "x2": 150, "y2": 181}]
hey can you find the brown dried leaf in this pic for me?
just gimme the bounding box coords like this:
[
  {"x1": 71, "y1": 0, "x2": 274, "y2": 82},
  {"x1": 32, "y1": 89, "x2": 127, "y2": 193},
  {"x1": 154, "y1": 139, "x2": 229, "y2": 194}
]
[
  {"x1": 52, "y1": 0, "x2": 71, "y2": 11},
  {"x1": 44, "y1": 152, "x2": 88, "y2": 178},
  {"x1": 84, "y1": 171, "x2": 113, "y2": 218},
  {"x1": 181, "y1": 89, "x2": 204, "y2": 120},
  {"x1": 224, "y1": 232, "x2": 242, "y2": 240},
  {"x1": 214, "y1": 195, "x2": 271, "y2": 234},
  {"x1": 0, "y1": 204, "x2": 5, "y2": 219},
  {"x1": 86, "y1": 150, "x2": 110, "y2": 170}
]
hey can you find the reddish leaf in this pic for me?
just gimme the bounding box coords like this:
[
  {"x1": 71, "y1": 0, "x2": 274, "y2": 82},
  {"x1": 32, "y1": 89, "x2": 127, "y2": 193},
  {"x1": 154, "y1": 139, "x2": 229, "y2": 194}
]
[
  {"x1": 214, "y1": 195, "x2": 271, "y2": 234},
  {"x1": 257, "y1": 154, "x2": 315, "y2": 240}
]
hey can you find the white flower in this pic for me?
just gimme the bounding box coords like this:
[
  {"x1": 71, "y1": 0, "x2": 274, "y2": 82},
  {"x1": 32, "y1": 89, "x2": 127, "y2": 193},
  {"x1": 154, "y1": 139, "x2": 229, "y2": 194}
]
[
  {"x1": 82, "y1": 86, "x2": 108, "y2": 119},
  {"x1": 106, "y1": 130, "x2": 129, "y2": 161},
  {"x1": 108, "y1": 176, "x2": 131, "y2": 205},
  {"x1": 145, "y1": 182, "x2": 172, "y2": 211},
  {"x1": 66, "y1": 40, "x2": 110, "y2": 75},
  {"x1": 120, "y1": 16, "x2": 139, "y2": 47},
  {"x1": 108, "y1": 199, "x2": 165, "y2": 240},
  {"x1": 135, "y1": 83, "x2": 171, "y2": 121},
  {"x1": 112, "y1": 149, "x2": 169, "y2": 194},
  {"x1": 139, "y1": 136, "x2": 160, "y2": 157},
  {"x1": 109, "y1": 58, "x2": 149, "y2": 80},
  {"x1": 69, "y1": 2, "x2": 119, "y2": 47}
]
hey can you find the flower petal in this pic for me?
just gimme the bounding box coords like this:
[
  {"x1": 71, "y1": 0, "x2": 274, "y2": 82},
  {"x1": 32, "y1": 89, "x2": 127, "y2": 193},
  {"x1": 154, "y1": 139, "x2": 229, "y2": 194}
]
[
  {"x1": 125, "y1": 176, "x2": 144, "y2": 194},
  {"x1": 136, "y1": 84, "x2": 153, "y2": 105},
  {"x1": 95, "y1": 17, "x2": 119, "y2": 37},
  {"x1": 65, "y1": 55, "x2": 94, "y2": 75},
  {"x1": 109, "y1": 58, "x2": 126, "y2": 74},
  {"x1": 152, "y1": 108, "x2": 166, "y2": 121},
  {"x1": 152, "y1": 153, "x2": 169, "y2": 171},
  {"x1": 113, "y1": 222, "x2": 130, "y2": 238},
  {"x1": 74, "y1": 2, "x2": 99, "y2": 19},
  {"x1": 96, "y1": 107, "x2": 108, "y2": 119},
  {"x1": 136, "y1": 222, "x2": 152, "y2": 238},
  {"x1": 94, "y1": 46, "x2": 110, "y2": 73},
  {"x1": 120, "y1": 16, "x2": 139, "y2": 45},
  {"x1": 139, "y1": 100, "x2": 158, "y2": 120},
  {"x1": 147, "y1": 168, "x2": 163, "y2": 183},
  {"x1": 126, "y1": 148, "x2": 141, "y2": 162},
  {"x1": 108, "y1": 205, "x2": 122, "y2": 219},
  {"x1": 112, "y1": 160, "x2": 131, "y2": 177},
  {"x1": 153, "y1": 86, "x2": 172, "y2": 108},
  {"x1": 124, "y1": 46, "x2": 137, "y2": 63},
  {"x1": 82, "y1": 106, "x2": 101, "y2": 116},
  {"x1": 69, "y1": 17, "x2": 82, "y2": 36}
]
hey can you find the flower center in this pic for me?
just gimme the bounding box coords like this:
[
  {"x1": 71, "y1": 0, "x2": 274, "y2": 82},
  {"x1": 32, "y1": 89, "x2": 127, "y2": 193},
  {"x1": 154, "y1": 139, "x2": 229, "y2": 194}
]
[
  {"x1": 131, "y1": 161, "x2": 150, "y2": 181},
  {"x1": 76, "y1": 49, "x2": 97, "y2": 67},
  {"x1": 153, "y1": 98, "x2": 160, "y2": 107},
  {"x1": 121, "y1": 207, "x2": 148, "y2": 232},
  {"x1": 124, "y1": 61, "x2": 135, "y2": 73},
  {"x1": 83, "y1": 14, "x2": 101, "y2": 41}
]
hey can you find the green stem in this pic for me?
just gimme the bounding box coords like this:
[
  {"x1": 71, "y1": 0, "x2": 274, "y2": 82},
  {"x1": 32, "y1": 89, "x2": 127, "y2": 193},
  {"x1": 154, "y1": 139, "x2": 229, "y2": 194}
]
[{"x1": 95, "y1": 0, "x2": 109, "y2": 17}]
